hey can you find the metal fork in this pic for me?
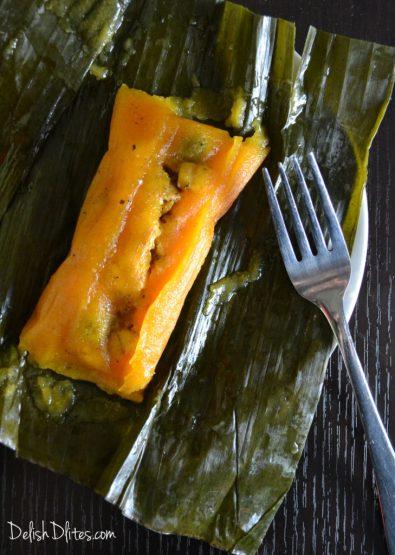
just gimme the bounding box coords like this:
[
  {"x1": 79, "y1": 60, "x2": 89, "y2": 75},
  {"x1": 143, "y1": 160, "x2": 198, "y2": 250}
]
[{"x1": 263, "y1": 153, "x2": 395, "y2": 555}]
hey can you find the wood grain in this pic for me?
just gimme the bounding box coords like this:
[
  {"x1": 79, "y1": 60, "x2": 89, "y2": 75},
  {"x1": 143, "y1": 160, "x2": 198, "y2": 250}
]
[{"x1": 1, "y1": 1, "x2": 394, "y2": 553}]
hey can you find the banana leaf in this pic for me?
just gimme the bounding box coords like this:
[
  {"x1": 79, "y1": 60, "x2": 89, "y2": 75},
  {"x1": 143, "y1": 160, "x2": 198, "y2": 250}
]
[
  {"x1": 0, "y1": 1, "x2": 394, "y2": 553},
  {"x1": 0, "y1": 0, "x2": 131, "y2": 223}
]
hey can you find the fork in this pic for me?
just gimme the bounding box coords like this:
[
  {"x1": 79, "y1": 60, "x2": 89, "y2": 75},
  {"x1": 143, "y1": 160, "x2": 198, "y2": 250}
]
[{"x1": 263, "y1": 153, "x2": 395, "y2": 555}]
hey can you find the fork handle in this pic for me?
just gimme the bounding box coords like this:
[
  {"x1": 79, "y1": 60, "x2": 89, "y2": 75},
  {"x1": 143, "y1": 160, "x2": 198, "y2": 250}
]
[{"x1": 323, "y1": 299, "x2": 395, "y2": 555}]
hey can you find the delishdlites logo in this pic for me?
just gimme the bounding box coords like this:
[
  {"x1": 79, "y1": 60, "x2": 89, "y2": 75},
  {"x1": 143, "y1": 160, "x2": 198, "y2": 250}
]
[{"x1": 7, "y1": 521, "x2": 116, "y2": 543}]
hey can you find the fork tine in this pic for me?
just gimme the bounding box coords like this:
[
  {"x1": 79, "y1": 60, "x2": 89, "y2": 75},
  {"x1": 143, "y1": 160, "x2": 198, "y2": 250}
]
[
  {"x1": 262, "y1": 169, "x2": 296, "y2": 267},
  {"x1": 291, "y1": 156, "x2": 327, "y2": 252},
  {"x1": 307, "y1": 152, "x2": 349, "y2": 251},
  {"x1": 278, "y1": 162, "x2": 311, "y2": 257}
]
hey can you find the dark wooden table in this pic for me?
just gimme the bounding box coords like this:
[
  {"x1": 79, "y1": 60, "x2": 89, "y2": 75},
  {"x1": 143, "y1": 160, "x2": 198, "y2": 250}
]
[{"x1": 1, "y1": 1, "x2": 394, "y2": 553}]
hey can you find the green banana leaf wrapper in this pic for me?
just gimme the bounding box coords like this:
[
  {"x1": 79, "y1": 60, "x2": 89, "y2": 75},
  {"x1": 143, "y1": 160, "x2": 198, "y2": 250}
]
[{"x1": 0, "y1": 1, "x2": 394, "y2": 553}]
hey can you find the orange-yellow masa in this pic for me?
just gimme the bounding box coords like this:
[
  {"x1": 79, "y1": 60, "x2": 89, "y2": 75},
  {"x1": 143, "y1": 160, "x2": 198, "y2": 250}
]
[{"x1": 19, "y1": 86, "x2": 269, "y2": 401}]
